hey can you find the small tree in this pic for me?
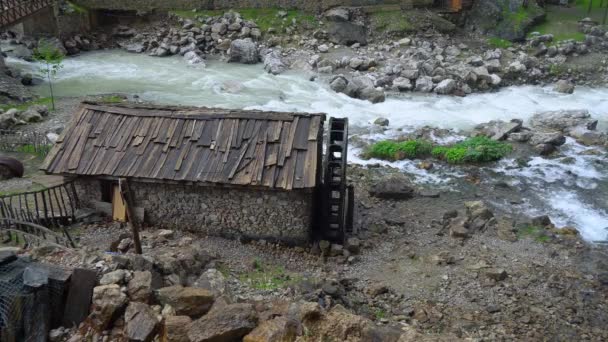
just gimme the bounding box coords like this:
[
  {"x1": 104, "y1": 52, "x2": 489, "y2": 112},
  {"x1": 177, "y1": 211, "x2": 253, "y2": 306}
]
[{"x1": 33, "y1": 40, "x2": 65, "y2": 111}]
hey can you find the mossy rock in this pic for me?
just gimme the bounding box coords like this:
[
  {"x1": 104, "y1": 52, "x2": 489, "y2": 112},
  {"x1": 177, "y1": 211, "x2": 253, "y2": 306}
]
[{"x1": 466, "y1": 0, "x2": 545, "y2": 41}]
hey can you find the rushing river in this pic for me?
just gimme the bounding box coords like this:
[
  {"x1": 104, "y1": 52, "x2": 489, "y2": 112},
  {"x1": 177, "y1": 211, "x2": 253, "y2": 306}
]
[{"x1": 7, "y1": 50, "x2": 608, "y2": 242}]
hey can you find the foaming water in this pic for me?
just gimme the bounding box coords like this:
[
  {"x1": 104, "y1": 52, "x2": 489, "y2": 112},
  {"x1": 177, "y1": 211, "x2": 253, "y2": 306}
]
[
  {"x1": 7, "y1": 50, "x2": 608, "y2": 242},
  {"x1": 8, "y1": 50, "x2": 608, "y2": 130}
]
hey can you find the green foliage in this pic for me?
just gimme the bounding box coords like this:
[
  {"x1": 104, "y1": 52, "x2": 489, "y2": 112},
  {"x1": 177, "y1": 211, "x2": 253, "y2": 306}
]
[
  {"x1": 66, "y1": 1, "x2": 88, "y2": 14},
  {"x1": 374, "y1": 309, "x2": 387, "y2": 320},
  {"x1": 240, "y1": 261, "x2": 301, "y2": 291},
  {"x1": 517, "y1": 225, "x2": 550, "y2": 243},
  {"x1": 365, "y1": 140, "x2": 433, "y2": 161},
  {"x1": 33, "y1": 40, "x2": 65, "y2": 111},
  {"x1": 370, "y1": 10, "x2": 412, "y2": 33},
  {"x1": 529, "y1": 1, "x2": 604, "y2": 42},
  {"x1": 100, "y1": 95, "x2": 125, "y2": 103},
  {"x1": 488, "y1": 37, "x2": 513, "y2": 49},
  {"x1": 15, "y1": 144, "x2": 52, "y2": 156},
  {"x1": 0, "y1": 97, "x2": 52, "y2": 112},
  {"x1": 431, "y1": 136, "x2": 512, "y2": 164}
]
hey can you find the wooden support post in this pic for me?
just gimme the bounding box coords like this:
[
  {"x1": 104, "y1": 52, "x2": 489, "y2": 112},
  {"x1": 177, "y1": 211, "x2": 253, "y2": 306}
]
[{"x1": 119, "y1": 178, "x2": 142, "y2": 254}]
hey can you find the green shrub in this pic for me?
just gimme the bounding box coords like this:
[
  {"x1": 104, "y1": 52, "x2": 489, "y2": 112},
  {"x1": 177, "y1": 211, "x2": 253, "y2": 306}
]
[
  {"x1": 365, "y1": 140, "x2": 433, "y2": 161},
  {"x1": 488, "y1": 37, "x2": 513, "y2": 49},
  {"x1": 431, "y1": 136, "x2": 512, "y2": 164}
]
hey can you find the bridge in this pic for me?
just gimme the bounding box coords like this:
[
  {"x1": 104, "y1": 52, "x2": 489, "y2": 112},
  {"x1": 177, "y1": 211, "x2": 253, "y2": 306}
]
[{"x1": 0, "y1": 0, "x2": 54, "y2": 29}]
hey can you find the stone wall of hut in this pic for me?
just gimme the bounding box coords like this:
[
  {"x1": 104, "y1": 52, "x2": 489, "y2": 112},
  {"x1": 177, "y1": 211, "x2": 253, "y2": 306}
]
[{"x1": 73, "y1": 177, "x2": 313, "y2": 244}]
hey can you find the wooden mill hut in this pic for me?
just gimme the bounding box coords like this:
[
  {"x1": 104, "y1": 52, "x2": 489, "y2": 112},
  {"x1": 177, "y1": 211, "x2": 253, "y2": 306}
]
[{"x1": 41, "y1": 102, "x2": 350, "y2": 244}]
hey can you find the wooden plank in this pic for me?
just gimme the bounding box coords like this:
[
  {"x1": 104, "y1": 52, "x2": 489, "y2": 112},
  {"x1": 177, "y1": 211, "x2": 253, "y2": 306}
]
[
  {"x1": 228, "y1": 141, "x2": 250, "y2": 179},
  {"x1": 211, "y1": 120, "x2": 224, "y2": 150},
  {"x1": 308, "y1": 116, "x2": 322, "y2": 140},
  {"x1": 175, "y1": 140, "x2": 192, "y2": 171},
  {"x1": 293, "y1": 150, "x2": 307, "y2": 189},
  {"x1": 285, "y1": 116, "x2": 298, "y2": 158},
  {"x1": 304, "y1": 141, "x2": 318, "y2": 188},
  {"x1": 68, "y1": 123, "x2": 92, "y2": 170},
  {"x1": 242, "y1": 119, "x2": 256, "y2": 140},
  {"x1": 265, "y1": 144, "x2": 279, "y2": 166},
  {"x1": 199, "y1": 119, "x2": 217, "y2": 146},
  {"x1": 277, "y1": 121, "x2": 291, "y2": 167},
  {"x1": 169, "y1": 119, "x2": 185, "y2": 148},
  {"x1": 191, "y1": 120, "x2": 205, "y2": 141},
  {"x1": 293, "y1": 117, "x2": 310, "y2": 150}
]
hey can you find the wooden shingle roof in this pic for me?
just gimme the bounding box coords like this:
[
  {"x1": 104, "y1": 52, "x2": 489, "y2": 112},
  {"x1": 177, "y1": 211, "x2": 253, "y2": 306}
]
[{"x1": 42, "y1": 102, "x2": 325, "y2": 190}]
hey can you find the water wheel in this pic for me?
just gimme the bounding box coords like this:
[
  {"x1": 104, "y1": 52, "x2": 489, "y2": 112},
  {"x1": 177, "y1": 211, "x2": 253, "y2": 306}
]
[{"x1": 321, "y1": 117, "x2": 354, "y2": 243}]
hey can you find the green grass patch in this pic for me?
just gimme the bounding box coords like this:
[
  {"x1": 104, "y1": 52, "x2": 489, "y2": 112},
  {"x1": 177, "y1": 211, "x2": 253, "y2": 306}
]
[
  {"x1": 431, "y1": 136, "x2": 512, "y2": 164},
  {"x1": 0, "y1": 97, "x2": 52, "y2": 112},
  {"x1": 239, "y1": 259, "x2": 301, "y2": 291},
  {"x1": 370, "y1": 10, "x2": 412, "y2": 34},
  {"x1": 529, "y1": 2, "x2": 605, "y2": 42},
  {"x1": 364, "y1": 140, "x2": 433, "y2": 161},
  {"x1": 171, "y1": 8, "x2": 316, "y2": 33},
  {"x1": 15, "y1": 144, "x2": 52, "y2": 156},
  {"x1": 374, "y1": 309, "x2": 387, "y2": 320},
  {"x1": 100, "y1": 95, "x2": 125, "y2": 104},
  {"x1": 66, "y1": 1, "x2": 88, "y2": 14},
  {"x1": 488, "y1": 37, "x2": 513, "y2": 49},
  {"x1": 517, "y1": 225, "x2": 550, "y2": 243}
]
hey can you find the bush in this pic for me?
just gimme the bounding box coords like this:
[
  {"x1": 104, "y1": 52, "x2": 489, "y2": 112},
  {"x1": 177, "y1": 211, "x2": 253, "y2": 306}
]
[
  {"x1": 431, "y1": 136, "x2": 512, "y2": 164},
  {"x1": 365, "y1": 140, "x2": 433, "y2": 161}
]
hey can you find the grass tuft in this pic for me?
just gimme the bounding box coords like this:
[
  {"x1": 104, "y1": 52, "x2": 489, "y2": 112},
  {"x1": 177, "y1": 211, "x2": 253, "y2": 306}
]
[
  {"x1": 517, "y1": 225, "x2": 550, "y2": 243},
  {"x1": 431, "y1": 136, "x2": 512, "y2": 164},
  {"x1": 0, "y1": 97, "x2": 53, "y2": 112},
  {"x1": 488, "y1": 37, "x2": 513, "y2": 49},
  {"x1": 364, "y1": 140, "x2": 433, "y2": 161},
  {"x1": 240, "y1": 260, "x2": 301, "y2": 291}
]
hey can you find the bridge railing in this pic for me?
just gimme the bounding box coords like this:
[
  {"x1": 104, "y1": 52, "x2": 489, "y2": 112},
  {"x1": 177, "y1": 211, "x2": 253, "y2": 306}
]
[
  {"x1": 0, "y1": 0, "x2": 54, "y2": 28},
  {"x1": 0, "y1": 129, "x2": 53, "y2": 155}
]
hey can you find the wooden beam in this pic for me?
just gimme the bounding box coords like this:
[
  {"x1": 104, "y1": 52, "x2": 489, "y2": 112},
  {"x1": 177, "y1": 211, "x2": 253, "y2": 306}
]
[{"x1": 119, "y1": 178, "x2": 143, "y2": 254}]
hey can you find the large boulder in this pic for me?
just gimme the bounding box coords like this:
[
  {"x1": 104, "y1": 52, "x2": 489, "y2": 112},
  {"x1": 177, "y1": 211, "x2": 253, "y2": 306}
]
[
  {"x1": 128, "y1": 271, "x2": 153, "y2": 303},
  {"x1": 529, "y1": 109, "x2": 597, "y2": 132},
  {"x1": 263, "y1": 51, "x2": 286, "y2": 75},
  {"x1": 369, "y1": 177, "x2": 415, "y2": 200},
  {"x1": 187, "y1": 303, "x2": 258, "y2": 342},
  {"x1": 228, "y1": 38, "x2": 259, "y2": 64},
  {"x1": 156, "y1": 286, "x2": 214, "y2": 318},
  {"x1": 415, "y1": 76, "x2": 434, "y2": 92},
  {"x1": 90, "y1": 284, "x2": 128, "y2": 330},
  {"x1": 243, "y1": 316, "x2": 299, "y2": 342},
  {"x1": 473, "y1": 119, "x2": 522, "y2": 140},
  {"x1": 325, "y1": 8, "x2": 367, "y2": 46},
  {"x1": 466, "y1": 0, "x2": 545, "y2": 41},
  {"x1": 193, "y1": 269, "x2": 230, "y2": 298},
  {"x1": 553, "y1": 80, "x2": 575, "y2": 94},
  {"x1": 161, "y1": 315, "x2": 192, "y2": 342},
  {"x1": 125, "y1": 302, "x2": 159, "y2": 342},
  {"x1": 433, "y1": 79, "x2": 456, "y2": 95}
]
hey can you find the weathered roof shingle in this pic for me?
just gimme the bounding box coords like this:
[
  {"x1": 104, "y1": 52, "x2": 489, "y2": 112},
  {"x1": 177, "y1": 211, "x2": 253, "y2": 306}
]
[{"x1": 42, "y1": 102, "x2": 325, "y2": 190}]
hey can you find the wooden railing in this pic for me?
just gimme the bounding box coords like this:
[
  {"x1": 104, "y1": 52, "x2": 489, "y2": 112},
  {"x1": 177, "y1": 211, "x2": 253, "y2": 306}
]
[
  {"x1": 0, "y1": 0, "x2": 54, "y2": 28},
  {"x1": 0, "y1": 129, "x2": 52, "y2": 155},
  {"x1": 0, "y1": 180, "x2": 79, "y2": 228}
]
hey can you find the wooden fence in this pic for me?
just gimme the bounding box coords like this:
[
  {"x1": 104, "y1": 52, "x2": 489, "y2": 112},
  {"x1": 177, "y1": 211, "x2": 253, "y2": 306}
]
[
  {"x1": 0, "y1": 129, "x2": 53, "y2": 155},
  {"x1": 0, "y1": 180, "x2": 79, "y2": 228}
]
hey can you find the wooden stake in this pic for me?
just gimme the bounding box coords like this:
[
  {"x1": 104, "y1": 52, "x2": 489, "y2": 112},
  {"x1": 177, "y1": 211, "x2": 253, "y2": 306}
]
[{"x1": 119, "y1": 178, "x2": 142, "y2": 254}]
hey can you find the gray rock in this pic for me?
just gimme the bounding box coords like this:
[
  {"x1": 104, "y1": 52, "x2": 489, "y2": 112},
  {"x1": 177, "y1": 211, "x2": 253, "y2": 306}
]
[
  {"x1": 370, "y1": 177, "x2": 415, "y2": 200},
  {"x1": 474, "y1": 120, "x2": 522, "y2": 140},
  {"x1": 529, "y1": 132, "x2": 566, "y2": 146},
  {"x1": 193, "y1": 269, "x2": 230, "y2": 298},
  {"x1": 128, "y1": 271, "x2": 153, "y2": 303},
  {"x1": 393, "y1": 77, "x2": 413, "y2": 91},
  {"x1": 184, "y1": 51, "x2": 205, "y2": 65},
  {"x1": 529, "y1": 109, "x2": 596, "y2": 132},
  {"x1": 327, "y1": 21, "x2": 367, "y2": 45},
  {"x1": 20, "y1": 108, "x2": 42, "y2": 123},
  {"x1": 187, "y1": 303, "x2": 258, "y2": 342},
  {"x1": 125, "y1": 302, "x2": 159, "y2": 342},
  {"x1": 373, "y1": 118, "x2": 389, "y2": 126},
  {"x1": 263, "y1": 51, "x2": 286, "y2": 75},
  {"x1": 325, "y1": 7, "x2": 350, "y2": 22},
  {"x1": 434, "y1": 79, "x2": 456, "y2": 95},
  {"x1": 553, "y1": 80, "x2": 575, "y2": 94},
  {"x1": 228, "y1": 38, "x2": 259, "y2": 64},
  {"x1": 400, "y1": 69, "x2": 420, "y2": 80},
  {"x1": 99, "y1": 269, "x2": 128, "y2": 285},
  {"x1": 90, "y1": 284, "x2": 128, "y2": 330},
  {"x1": 358, "y1": 86, "x2": 386, "y2": 104},
  {"x1": 156, "y1": 286, "x2": 214, "y2": 318},
  {"x1": 318, "y1": 44, "x2": 329, "y2": 53},
  {"x1": 329, "y1": 76, "x2": 348, "y2": 93},
  {"x1": 414, "y1": 76, "x2": 434, "y2": 92}
]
